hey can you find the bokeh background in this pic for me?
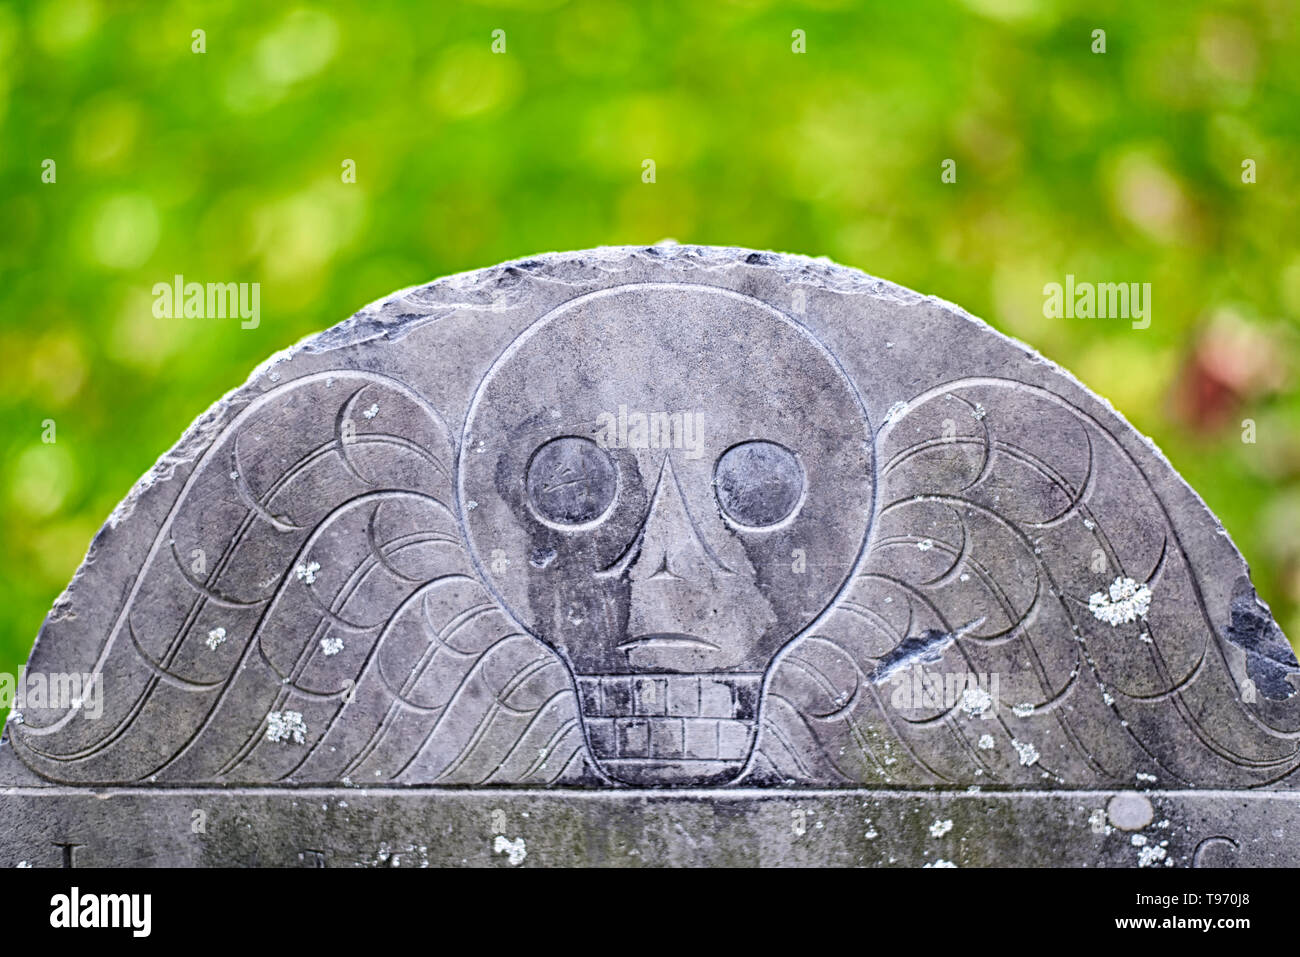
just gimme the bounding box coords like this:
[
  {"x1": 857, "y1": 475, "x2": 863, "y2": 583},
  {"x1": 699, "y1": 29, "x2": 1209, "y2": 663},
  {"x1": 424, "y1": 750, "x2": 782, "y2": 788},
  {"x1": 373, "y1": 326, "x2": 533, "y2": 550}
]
[{"x1": 1, "y1": 0, "x2": 1298, "y2": 696}]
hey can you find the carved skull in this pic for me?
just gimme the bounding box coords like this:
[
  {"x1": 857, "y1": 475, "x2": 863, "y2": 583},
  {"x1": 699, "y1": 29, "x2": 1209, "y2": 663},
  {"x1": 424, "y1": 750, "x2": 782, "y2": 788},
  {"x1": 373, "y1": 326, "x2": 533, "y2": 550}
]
[{"x1": 461, "y1": 285, "x2": 873, "y2": 784}]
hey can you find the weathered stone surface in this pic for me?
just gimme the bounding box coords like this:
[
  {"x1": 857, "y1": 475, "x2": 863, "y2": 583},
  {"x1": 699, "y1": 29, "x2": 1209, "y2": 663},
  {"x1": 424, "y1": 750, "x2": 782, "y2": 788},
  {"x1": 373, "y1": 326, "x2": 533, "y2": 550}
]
[
  {"x1": 4, "y1": 244, "x2": 1298, "y2": 866},
  {"x1": 5, "y1": 787, "x2": 1298, "y2": 868}
]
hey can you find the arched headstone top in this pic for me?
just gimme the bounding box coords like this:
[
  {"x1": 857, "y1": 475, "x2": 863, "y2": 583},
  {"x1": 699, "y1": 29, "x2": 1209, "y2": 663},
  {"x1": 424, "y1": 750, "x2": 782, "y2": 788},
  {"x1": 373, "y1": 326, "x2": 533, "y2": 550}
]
[{"x1": 10, "y1": 244, "x2": 1298, "y2": 792}]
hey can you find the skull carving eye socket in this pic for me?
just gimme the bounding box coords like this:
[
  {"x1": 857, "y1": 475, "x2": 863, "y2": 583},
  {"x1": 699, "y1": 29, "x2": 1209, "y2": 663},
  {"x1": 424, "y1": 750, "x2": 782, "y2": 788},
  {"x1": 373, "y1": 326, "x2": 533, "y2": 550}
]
[
  {"x1": 525, "y1": 436, "x2": 618, "y2": 527},
  {"x1": 713, "y1": 440, "x2": 805, "y2": 528}
]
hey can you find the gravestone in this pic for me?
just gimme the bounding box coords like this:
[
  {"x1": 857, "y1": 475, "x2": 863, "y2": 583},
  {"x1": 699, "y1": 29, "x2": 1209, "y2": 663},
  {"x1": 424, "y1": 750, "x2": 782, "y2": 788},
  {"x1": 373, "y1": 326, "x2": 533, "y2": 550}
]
[{"x1": 4, "y1": 244, "x2": 1298, "y2": 867}]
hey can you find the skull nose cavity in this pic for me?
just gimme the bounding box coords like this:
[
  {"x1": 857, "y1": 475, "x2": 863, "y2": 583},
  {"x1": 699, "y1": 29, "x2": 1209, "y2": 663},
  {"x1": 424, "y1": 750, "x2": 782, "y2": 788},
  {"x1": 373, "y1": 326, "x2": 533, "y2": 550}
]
[
  {"x1": 576, "y1": 674, "x2": 761, "y2": 786},
  {"x1": 627, "y1": 455, "x2": 731, "y2": 585}
]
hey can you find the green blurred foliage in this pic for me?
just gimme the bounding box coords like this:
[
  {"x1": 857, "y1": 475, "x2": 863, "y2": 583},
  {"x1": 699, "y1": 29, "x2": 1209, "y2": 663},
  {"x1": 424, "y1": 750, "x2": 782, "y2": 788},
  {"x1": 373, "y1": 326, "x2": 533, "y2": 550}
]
[{"x1": 1, "y1": 0, "x2": 1298, "y2": 691}]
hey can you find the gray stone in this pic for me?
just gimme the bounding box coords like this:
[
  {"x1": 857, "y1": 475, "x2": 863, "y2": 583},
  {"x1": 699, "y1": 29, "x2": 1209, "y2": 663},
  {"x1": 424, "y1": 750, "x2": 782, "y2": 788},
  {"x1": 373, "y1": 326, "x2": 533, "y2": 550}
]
[{"x1": 3, "y1": 243, "x2": 1298, "y2": 867}]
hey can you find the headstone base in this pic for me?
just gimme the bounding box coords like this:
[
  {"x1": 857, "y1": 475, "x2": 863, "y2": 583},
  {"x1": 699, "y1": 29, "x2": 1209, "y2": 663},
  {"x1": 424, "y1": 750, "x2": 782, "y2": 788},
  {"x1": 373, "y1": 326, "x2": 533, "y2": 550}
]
[{"x1": 1, "y1": 780, "x2": 1293, "y2": 867}]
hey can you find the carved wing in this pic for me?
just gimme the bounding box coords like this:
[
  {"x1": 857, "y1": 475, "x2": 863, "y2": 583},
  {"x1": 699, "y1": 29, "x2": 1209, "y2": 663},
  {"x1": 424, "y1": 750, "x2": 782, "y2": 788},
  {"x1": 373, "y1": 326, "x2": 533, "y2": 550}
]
[
  {"x1": 756, "y1": 378, "x2": 1300, "y2": 789},
  {"x1": 12, "y1": 372, "x2": 586, "y2": 786}
]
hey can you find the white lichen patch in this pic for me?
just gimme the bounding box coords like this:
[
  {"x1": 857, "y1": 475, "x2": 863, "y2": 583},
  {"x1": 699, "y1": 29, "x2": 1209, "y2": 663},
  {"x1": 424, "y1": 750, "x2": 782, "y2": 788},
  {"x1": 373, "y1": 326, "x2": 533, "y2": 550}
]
[
  {"x1": 1136, "y1": 772, "x2": 1157, "y2": 784},
  {"x1": 961, "y1": 687, "x2": 993, "y2": 717},
  {"x1": 884, "y1": 401, "x2": 908, "y2": 425},
  {"x1": 321, "y1": 637, "x2": 344, "y2": 656},
  {"x1": 916, "y1": 538, "x2": 934, "y2": 551},
  {"x1": 206, "y1": 626, "x2": 227, "y2": 650},
  {"x1": 923, "y1": 859, "x2": 957, "y2": 868},
  {"x1": 1137, "y1": 844, "x2": 1168, "y2": 868},
  {"x1": 977, "y1": 733, "x2": 995, "y2": 750},
  {"x1": 1012, "y1": 739, "x2": 1040, "y2": 767},
  {"x1": 1130, "y1": 833, "x2": 1147, "y2": 847},
  {"x1": 929, "y1": 818, "x2": 954, "y2": 838},
  {"x1": 493, "y1": 835, "x2": 527, "y2": 866},
  {"x1": 295, "y1": 560, "x2": 321, "y2": 585},
  {"x1": 1088, "y1": 576, "x2": 1153, "y2": 626},
  {"x1": 972, "y1": 403, "x2": 986, "y2": 421},
  {"x1": 266, "y1": 710, "x2": 307, "y2": 744},
  {"x1": 1011, "y1": 702, "x2": 1035, "y2": 718},
  {"x1": 363, "y1": 403, "x2": 379, "y2": 419}
]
